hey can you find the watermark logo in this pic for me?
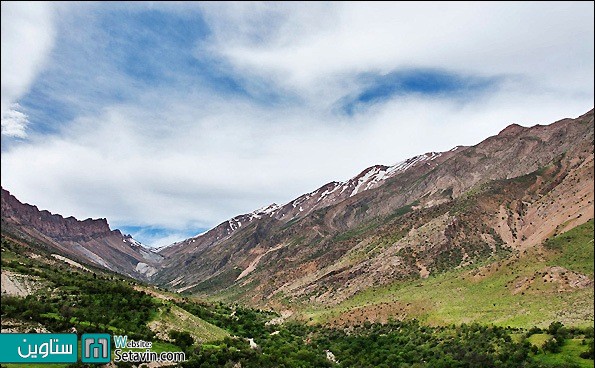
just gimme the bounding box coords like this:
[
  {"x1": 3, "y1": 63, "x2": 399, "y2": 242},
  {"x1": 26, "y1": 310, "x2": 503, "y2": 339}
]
[
  {"x1": 0, "y1": 332, "x2": 185, "y2": 364},
  {"x1": 81, "y1": 333, "x2": 111, "y2": 364},
  {"x1": 113, "y1": 335, "x2": 186, "y2": 363},
  {"x1": 0, "y1": 333, "x2": 78, "y2": 363}
]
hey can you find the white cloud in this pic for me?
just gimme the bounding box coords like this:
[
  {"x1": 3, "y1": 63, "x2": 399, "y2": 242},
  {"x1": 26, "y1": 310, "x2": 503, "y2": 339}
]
[
  {"x1": 1, "y1": 103, "x2": 29, "y2": 138},
  {"x1": 1, "y1": 2, "x2": 55, "y2": 132},
  {"x1": 201, "y1": 2, "x2": 594, "y2": 103},
  {"x1": 2, "y1": 85, "x2": 590, "y2": 237}
]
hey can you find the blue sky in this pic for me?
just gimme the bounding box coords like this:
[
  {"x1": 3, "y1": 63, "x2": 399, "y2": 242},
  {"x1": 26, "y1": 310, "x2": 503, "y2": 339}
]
[
  {"x1": 341, "y1": 69, "x2": 503, "y2": 115},
  {"x1": 1, "y1": 2, "x2": 593, "y2": 247}
]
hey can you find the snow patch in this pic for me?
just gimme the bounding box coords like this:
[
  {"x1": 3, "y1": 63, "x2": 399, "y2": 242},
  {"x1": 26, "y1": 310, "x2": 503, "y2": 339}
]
[
  {"x1": 350, "y1": 167, "x2": 386, "y2": 196},
  {"x1": 124, "y1": 236, "x2": 143, "y2": 247}
]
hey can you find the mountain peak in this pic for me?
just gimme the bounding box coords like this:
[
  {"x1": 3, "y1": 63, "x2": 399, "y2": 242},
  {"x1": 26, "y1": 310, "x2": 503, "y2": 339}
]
[{"x1": 498, "y1": 123, "x2": 526, "y2": 136}]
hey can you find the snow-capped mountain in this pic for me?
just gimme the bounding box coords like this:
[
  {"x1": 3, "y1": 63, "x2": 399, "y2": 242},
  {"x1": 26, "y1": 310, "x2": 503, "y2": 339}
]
[
  {"x1": 153, "y1": 110, "x2": 594, "y2": 304},
  {"x1": 157, "y1": 149, "x2": 462, "y2": 258}
]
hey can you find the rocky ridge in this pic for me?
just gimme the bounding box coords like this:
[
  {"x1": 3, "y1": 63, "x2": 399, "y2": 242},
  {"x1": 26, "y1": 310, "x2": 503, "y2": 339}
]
[{"x1": 1, "y1": 188, "x2": 162, "y2": 280}]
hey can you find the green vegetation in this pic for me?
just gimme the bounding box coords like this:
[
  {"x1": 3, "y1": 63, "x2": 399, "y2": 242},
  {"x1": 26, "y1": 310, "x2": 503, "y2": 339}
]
[
  {"x1": 188, "y1": 267, "x2": 243, "y2": 293},
  {"x1": 149, "y1": 304, "x2": 229, "y2": 342},
  {"x1": 2, "y1": 218, "x2": 593, "y2": 368},
  {"x1": 1, "y1": 248, "x2": 157, "y2": 339},
  {"x1": 386, "y1": 203, "x2": 415, "y2": 220},
  {"x1": 175, "y1": 300, "x2": 277, "y2": 338},
  {"x1": 544, "y1": 219, "x2": 594, "y2": 277},
  {"x1": 0, "y1": 234, "x2": 227, "y2": 359},
  {"x1": 528, "y1": 328, "x2": 594, "y2": 368},
  {"x1": 169, "y1": 330, "x2": 195, "y2": 350},
  {"x1": 307, "y1": 220, "x2": 594, "y2": 329},
  {"x1": 177, "y1": 319, "x2": 593, "y2": 368}
]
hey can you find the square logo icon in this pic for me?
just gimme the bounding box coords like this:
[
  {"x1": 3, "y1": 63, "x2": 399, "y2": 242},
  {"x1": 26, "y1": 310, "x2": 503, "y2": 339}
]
[{"x1": 81, "y1": 333, "x2": 111, "y2": 364}]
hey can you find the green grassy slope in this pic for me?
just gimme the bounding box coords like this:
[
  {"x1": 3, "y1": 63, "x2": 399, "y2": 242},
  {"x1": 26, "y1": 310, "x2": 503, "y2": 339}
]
[
  {"x1": 0, "y1": 234, "x2": 228, "y2": 344},
  {"x1": 306, "y1": 219, "x2": 594, "y2": 329},
  {"x1": 148, "y1": 304, "x2": 229, "y2": 343}
]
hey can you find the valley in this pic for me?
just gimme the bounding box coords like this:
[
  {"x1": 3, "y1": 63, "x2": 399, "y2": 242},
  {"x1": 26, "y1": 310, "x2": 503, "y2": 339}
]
[{"x1": 1, "y1": 110, "x2": 593, "y2": 367}]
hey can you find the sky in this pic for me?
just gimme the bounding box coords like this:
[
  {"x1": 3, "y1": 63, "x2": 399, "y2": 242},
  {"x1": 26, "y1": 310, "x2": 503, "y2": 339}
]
[{"x1": 1, "y1": 2, "x2": 593, "y2": 248}]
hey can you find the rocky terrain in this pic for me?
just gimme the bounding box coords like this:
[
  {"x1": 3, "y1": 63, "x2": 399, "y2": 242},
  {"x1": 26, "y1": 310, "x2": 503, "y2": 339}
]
[{"x1": 1, "y1": 188, "x2": 162, "y2": 280}]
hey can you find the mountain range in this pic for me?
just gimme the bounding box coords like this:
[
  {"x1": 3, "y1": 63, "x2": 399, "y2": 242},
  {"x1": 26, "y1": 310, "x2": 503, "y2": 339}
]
[{"x1": 2, "y1": 109, "x2": 593, "y2": 324}]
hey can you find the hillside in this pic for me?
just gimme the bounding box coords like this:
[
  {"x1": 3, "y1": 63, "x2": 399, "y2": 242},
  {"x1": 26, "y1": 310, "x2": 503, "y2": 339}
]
[
  {"x1": 152, "y1": 110, "x2": 594, "y2": 320},
  {"x1": 306, "y1": 219, "x2": 594, "y2": 329},
  {"x1": 3, "y1": 232, "x2": 593, "y2": 367},
  {"x1": 1, "y1": 188, "x2": 162, "y2": 280},
  {"x1": 0, "y1": 234, "x2": 227, "y2": 343}
]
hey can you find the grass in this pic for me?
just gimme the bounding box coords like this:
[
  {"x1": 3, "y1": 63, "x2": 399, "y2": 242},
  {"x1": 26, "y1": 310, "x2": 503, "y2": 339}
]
[
  {"x1": 305, "y1": 220, "x2": 594, "y2": 329},
  {"x1": 545, "y1": 219, "x2": 595, "y2": 277},
  {"x1": 528, "y1": 333, "x2": 554, "y2": 347},
  {"x1": 531, "y1": 339, "x2": 594, "y2": 368},
  {"x1": 148, "y1": 304, "x2": 229, "y2": 343}
]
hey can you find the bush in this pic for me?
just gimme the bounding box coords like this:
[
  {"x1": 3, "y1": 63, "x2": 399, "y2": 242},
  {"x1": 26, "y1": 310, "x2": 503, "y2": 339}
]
[
  {"x1": 169, "y1": 330, "x2": 194, "y2": 350},
  {"x1": 542, "y1": 338, "x2": 561, "y2": 354},
  {"x1": 580, "y1": 339, "x2": 594, "y2": 360}
]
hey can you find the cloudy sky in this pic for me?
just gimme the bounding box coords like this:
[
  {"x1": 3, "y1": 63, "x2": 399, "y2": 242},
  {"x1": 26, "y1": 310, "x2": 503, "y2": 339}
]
[{"x1": 2, "y1": 2, "x2": 593, "y2": 247}]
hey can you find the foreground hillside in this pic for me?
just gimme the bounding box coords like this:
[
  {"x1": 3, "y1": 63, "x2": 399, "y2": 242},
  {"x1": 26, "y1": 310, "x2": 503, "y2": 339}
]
[
  {"x1": 2, "y1": 233, "x2": 593, "y2": 367},
  {"x1": 305, "y1": 219, "x2": 594, "y2": 329},
  {"x1": 0, "y1": 234, "x2": 228, "y2": 343}
]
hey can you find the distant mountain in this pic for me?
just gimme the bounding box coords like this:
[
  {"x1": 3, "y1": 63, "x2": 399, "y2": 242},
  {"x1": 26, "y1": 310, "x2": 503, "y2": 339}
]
[
  {"x1": 1, "y1": 188, "x2": 162, "y2": 280},
  {"x1": 158, "y1": 149, "x2": 462, "y2": 259},
  {"x1": 152, "y1": 109, "x2": 594, "y2": 310}
]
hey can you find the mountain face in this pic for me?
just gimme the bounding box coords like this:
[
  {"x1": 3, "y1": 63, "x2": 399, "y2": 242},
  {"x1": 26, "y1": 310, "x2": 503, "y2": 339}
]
[
  {"x1": 1, "y1": 188, "x2": 162, "y2": 280},
  {"x1": 1, "y1": 110, "x2": 592, "y2": 315},
  {"x1": 152, "y1": 110, "x2": 594, "y2": 306}
]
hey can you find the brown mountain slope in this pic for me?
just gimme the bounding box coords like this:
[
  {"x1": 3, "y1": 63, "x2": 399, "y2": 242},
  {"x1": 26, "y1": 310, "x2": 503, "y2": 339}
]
[
  {"x1": 153, "y1": 110, "x2": 594, "y2": 308},
  {"x1": 1, "y1": 188, "x2": 162, "y2": 280}
]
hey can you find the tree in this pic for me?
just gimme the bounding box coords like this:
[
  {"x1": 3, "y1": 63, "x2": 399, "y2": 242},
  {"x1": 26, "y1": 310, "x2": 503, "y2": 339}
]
[
  {"x1": 542, "y1": 338, "x2": 561, "y2": 354},
  {"x1": 170, "y1": 330, "x2": 194, "y2": 350},
  {"x1": 580, "y1": 339, "x2": 594, "y2": 360},
  {"x1": 547, "y1": 321, "x2": 564, "y2": 336}
]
